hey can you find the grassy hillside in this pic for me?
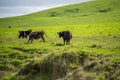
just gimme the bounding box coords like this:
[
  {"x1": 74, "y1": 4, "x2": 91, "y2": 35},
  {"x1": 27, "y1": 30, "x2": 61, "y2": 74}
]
[
  {"x1": 0, "y1": 0, "x2": 120, "y2": 80},
  {"x1": 0, "y1": 0, "x2": 120, "y2": 27}
]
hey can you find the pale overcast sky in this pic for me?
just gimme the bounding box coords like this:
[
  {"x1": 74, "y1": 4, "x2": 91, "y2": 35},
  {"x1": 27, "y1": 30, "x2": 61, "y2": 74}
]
[{"x1": 0, "y1": 0, "x2": 90, "y2": 18}]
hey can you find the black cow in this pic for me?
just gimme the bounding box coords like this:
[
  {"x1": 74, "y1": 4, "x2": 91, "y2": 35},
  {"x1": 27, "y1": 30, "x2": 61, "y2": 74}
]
[
  {"x1": 57, "y1": 30, "x2": 72, "y2": 45},
  {"x1": 18, "y1": 29, "x2": 32, "y2": 39},
  {"x1": 27, "y1": 30, "x2": 46, "y2": 43}
]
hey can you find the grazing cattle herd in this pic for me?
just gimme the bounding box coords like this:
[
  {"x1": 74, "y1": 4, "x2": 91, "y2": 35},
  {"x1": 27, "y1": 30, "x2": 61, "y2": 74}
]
[{"x1": 18, "y1": 29, "x2": 72, "y2": 45}]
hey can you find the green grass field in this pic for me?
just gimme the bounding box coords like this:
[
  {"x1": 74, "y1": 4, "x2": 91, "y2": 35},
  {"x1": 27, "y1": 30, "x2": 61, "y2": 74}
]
[{"x1": 0, "y1": 0, "x2": 120, "y2": 80}]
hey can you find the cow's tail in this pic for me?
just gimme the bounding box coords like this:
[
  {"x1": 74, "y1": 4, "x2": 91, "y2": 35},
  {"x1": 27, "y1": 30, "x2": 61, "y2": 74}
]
[
  {"x1": 44, "y1": 32, "x2": 48, "y2": 38},
  {"x1": 71, "y1": 34, "x2": 72, "y2": 39},
  {"x1": 42, "y1": 30, "x2": 48, "y2": 38}
]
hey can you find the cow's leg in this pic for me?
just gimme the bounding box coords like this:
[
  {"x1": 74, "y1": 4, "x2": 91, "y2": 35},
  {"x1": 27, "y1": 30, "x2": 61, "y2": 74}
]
[
  {"x1": 68, "y1": 40, "x2": 70, "y2": 45},
  {"x1": 66, "y1": 39, "x2": 70, "y2": 45},
  {"x1": 22, "y1": 35, "x2": 24, "y2": 39},
  {"x1": 27, "y1": 39, "x2": 30, "y2": 44},
  {"x1": 66, "y1": 40, "x2": 69, "y2": 45},
  {"x1": 27, "y1": 37, "x2": 33, "y2": 44},
  {"x1": 18, "y1": 35, "x2": 21, "y2": 38},
  {"x1": 66, "y1": 41, "x2": 68, "y2": 45},
  {"x1": 41, "y1": 36, "x2": 45, "y2": 42},
  {"x1": 25, "y1": 35, "x2": 27, "y2": 38},
  {"x1": 63, "y1": 39, "x2": 66, "y2": 45},
  {"x1": 67, "y1": 39, "x2": 70, "y2": 45},
  {"x1": 30, "y1": 39, "x2": 34, "y2": 43}
]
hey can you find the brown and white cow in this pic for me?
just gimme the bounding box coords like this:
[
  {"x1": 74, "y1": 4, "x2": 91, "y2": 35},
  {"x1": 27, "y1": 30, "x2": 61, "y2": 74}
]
[{"x1": 27, "y1": 30, "x2": 46, "y2": 43}]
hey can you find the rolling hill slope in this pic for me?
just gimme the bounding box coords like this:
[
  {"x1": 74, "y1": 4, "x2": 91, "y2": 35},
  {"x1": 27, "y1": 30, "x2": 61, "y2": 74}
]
[{"x1": 0, "y1": 0, "x2": 120, "y2": 27}]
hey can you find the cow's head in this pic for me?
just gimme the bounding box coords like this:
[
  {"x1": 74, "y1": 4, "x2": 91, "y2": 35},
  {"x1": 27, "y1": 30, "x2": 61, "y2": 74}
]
[{"x1": 57, "y1": 32, "x2": 63, "y2": 38}]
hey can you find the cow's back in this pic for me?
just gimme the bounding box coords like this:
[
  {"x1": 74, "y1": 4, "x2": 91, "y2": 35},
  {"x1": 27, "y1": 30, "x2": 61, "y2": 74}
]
[
  {"x1": 29, "y1": 31, "x2": 44, "y2": 39},
  {"x1": 63, "y1": 31, "x2": 72, "y2": 40}
]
